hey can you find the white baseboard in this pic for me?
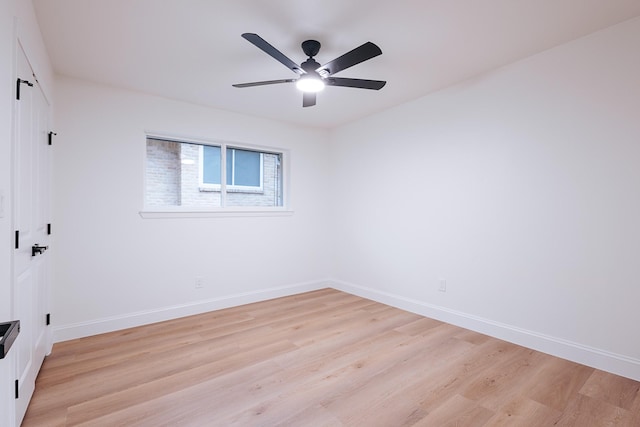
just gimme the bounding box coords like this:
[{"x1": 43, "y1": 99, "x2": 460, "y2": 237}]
[
  {"x1": 330, "y1": 279, "x2": 640, "y2": 382},
  {"x1": 53, "y1": 279, "x2": 328, "y2": 343}
]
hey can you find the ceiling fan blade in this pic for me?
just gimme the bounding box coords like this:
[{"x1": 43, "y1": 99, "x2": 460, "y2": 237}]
[
  {"x1": 303, "y1": 92, "x2": 316, "y2": 107},
  {"x1": 241, "y1": 33, "x2": 304, "y2": 75},
  {"x1": 325, "y1": 77, "x2": 386, "y2": 90},
  {"x1": 233, "y1": 79, "x2": 296, "y2": 88},
  {"x1": 317, "y1": 42, "x2": 382, "y2": 76}
]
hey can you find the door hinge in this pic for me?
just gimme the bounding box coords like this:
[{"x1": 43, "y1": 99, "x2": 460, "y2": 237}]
[
  {"x1": 15, "y1": 379, "x2": 18, "y2": 399},
  {"x1": 16, "y1": 78, "x2": 33, "y2": 101},
  {"x1": 46, "y1": 313, "x2": 51, "y2": 326},
  {"x1": 15, "y1": 230, "x2": 19, "y2": 249},
  {"x1": 48, "y1": 131, "x2": 57, "y2": 146},
  {"x1": 47, "y1": 223, "x2": 51, "y2": 235}
]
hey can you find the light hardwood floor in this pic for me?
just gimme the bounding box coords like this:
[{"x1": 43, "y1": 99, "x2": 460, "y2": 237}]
[{"x1": 23, "y1": 289, "x2": 640, "y2": 426}]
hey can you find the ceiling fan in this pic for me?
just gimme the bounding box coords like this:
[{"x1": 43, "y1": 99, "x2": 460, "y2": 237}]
[{"x1": 233, "y1": 33, "x2": 386, "y2": 107}]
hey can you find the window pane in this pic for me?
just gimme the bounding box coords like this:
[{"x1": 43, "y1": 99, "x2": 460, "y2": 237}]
[
  {"x1": 203, "y1": 145, "x2": 221, "y2": 185},
  {"x1": 226, "y1": 151, "x2": 282, "y2": 208},
  {"x1": 145, "y1": 139, "x2": 181, "y2": 207},
  {"x1": 231, "y1": 148, "x2": 261, "y2": 187},
  {"x1": 145, "y1": 138, "x2": 221, "y2": 208}
]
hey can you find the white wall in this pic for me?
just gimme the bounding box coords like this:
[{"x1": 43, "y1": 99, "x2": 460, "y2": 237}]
[
  {"x1": 52, "y1": 77, "x2": 331, "y2": 340},
  {"x1": 329, "y1": 17, "x2": 640, "y2": 380}
]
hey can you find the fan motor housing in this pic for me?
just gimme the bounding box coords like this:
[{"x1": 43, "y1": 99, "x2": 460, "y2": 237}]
[{"x1": 301, "y1": 40, "x2": 321, "y2": 57}]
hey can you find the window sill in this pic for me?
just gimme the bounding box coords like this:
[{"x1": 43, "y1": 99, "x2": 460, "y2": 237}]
[{"x1": 139, "y1": 208, "x2": 294, "y2": 219}]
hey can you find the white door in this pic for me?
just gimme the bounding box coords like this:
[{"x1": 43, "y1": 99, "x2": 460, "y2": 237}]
[{"x1": 12, "y1": 43, "x2": 52, "y2": 425}]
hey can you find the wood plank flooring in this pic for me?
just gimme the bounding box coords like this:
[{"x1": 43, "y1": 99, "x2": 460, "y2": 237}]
[{"x1": 23, "y1": 289, "x2": 640, "y2": 426}]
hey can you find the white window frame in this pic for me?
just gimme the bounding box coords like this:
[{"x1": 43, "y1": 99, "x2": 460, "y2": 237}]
[{"x1": 141, "y1": 133, "x2": 291, "y2": 218}]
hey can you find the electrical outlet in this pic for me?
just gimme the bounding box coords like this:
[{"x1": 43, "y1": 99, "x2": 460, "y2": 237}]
[
  {"x1": 438, "y1": 279, "x2": 447, "y2": 293},
  {"x1": 195, "y1": 277, "x2": 204, "y2": 289}
]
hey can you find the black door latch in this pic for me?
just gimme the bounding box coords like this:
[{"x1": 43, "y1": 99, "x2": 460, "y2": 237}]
[{"x1": 31, "y1": 244, "x2": 48, "y2": 257}]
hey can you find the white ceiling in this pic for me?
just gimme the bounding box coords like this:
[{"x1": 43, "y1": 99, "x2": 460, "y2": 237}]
[{"x1": 33, "y1": 0, "x2": 640, "y2": 129}]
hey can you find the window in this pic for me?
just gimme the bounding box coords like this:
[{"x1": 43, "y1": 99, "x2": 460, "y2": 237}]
[{"x1": 144, "y1": 136, "x2": 285, "y2": 211}]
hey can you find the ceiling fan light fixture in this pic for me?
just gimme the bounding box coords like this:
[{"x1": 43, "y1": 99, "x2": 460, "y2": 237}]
[
  {"x1": 233, "y1": 33, "x2": 385, "y2": 107},
  {"x1": 296, "y1": 74, "x2": 325, "y2": 93}
]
